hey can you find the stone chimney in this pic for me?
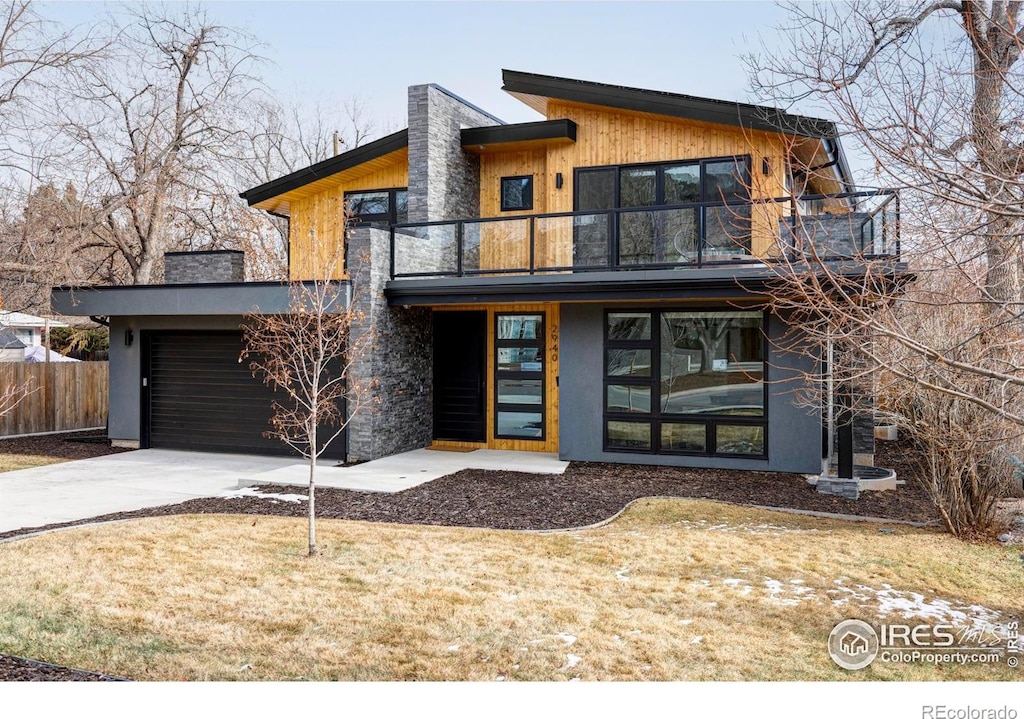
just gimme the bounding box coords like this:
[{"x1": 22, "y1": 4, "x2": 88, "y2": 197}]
[{"x1": 163, "y1": 250, "x2": 245, "y2": 284}]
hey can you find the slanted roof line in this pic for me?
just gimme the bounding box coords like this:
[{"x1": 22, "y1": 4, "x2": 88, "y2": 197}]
[
  {"x1": 239, "y1": 129, "x2": 409, "y2": 207},
  {"x1": 500, "y1": 69, "x2": 838, "y2": 139},
  {"x1": 428, "y1": 83, "x2": 505, "y2": 125}
]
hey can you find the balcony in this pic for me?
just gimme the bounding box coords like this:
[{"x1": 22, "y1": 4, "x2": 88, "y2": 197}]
[{"x1": 389, "y1": 190, "x2": 898, "y2": 279}]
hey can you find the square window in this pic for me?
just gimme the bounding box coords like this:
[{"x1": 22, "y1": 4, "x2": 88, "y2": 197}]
[{"x1": 501, "y1": 176, "x2": 533, "y2": 211}]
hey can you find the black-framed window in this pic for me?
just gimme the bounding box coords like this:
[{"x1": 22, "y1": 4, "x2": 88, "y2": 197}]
[
  {"x1": 345, "y1": 187, "x2": 408, "y2": 225},
  {"x1": 604, "y1": 309, "x2": 767, "y2": 458},
  {"x1": 495, "y1": 313, "x2": 545, "y2": 440},
  {"x1": 500, "y1": 176, "x2": 534, "y2": 212},
  {"x1": 575, "y1": 156, "x2": 752, "y2": 265}
]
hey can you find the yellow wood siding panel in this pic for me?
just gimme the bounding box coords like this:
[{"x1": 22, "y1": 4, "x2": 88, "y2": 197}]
[
  {"x1": 432, "y1": 303, "x2": 559, "y2": 453},
  {"x1": 288, "y1": 156, "x2": 409, "y2": 280},
  {"x1": 477, "y1": 151, "x2": 547, "y2": 272}
]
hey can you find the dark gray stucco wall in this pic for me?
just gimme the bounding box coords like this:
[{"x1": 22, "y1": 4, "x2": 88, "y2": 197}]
[
  {"x1": 558, "y1": 304, "x2": 822, "y2": 474},
  {"x1": 346, "y1": 226, "x2": 433, "y2": 460},
  {"x1": 407, "y1": 84, "x2": 499, "y2": 223},
  {"x1": 107, "y1": 315, "x2": 247, "y2": 447}
]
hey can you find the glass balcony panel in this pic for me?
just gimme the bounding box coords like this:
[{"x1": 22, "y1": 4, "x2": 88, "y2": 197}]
[
  {"x1": 704, "y1": 205, "x2": 752, "y2": 257},
  {"x1": 464, "y1": 218, "x2": 530, "y2": 274},
  {"x1": 392, "y1": 223, "x2": 457, "y2": 277}
]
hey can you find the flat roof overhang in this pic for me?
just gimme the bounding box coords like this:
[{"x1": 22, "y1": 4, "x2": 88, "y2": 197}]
[
  {"x1": 384, "y1": 264, "x2": 912, "y2": 306},
  {"x1": 461, "y1": 119, "x2": 577, "y2": 154},
  {"x1": 52, "y1": 281, "x2": 351, "y2": 317}
]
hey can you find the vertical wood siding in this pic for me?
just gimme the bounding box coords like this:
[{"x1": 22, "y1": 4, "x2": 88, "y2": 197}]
[{"x1": 289, "y1": 152, "x2": 409, "y2": 280}]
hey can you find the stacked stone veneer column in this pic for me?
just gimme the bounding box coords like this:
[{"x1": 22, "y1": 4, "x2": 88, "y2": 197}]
[
  {"x1": 406, "y1": 84, "x2": 501, "y2": 222},
  {"x1": 345, "y1": 226, "x2": 432, "y2": 460},
  {"x1": 345, "y1": 84, "x2": 502, "y2": 460},
  {"x1": 164, "y1": 250, "x2": 245, "y2": 284}
]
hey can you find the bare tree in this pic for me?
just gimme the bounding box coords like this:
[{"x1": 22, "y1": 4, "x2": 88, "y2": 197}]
[
  {"x1": 37, "y1": 5, "x2": 267, "y2": 286},
  {"x1": 0, "y1": 1, "x2": 101, "y2": 285},
  {"x1": 240, "y1": 239, "x2": 373, "y2": 557},
  {"x1": 746, "y1": 1, "x2": 1024, "y2": 535}
]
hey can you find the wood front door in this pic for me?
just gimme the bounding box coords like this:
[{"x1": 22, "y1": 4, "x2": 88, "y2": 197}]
[{"x1": 432, "y1": 311, "x2": 487, "y2": 442}]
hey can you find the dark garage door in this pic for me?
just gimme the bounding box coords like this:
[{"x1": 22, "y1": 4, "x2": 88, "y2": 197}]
[{"x1": 143, "y1": 330, "x2": 345, "y2": 459}]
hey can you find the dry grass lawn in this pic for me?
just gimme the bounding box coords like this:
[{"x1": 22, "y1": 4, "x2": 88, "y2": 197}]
[
  {"x1": 0, "y1": 453, "x2": 63, "y2": 473},
  {"x1": 0, "y1": 499, "x2": 1021, "y2": 681}
]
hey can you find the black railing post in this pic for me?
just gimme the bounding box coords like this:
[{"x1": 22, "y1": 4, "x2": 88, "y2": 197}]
[
  {"x1": 456, "y1": 222, "x2": 464, "y2": 277},
  {"x1": 389, "y1": 226, "x2": 396, "y2": 279},
  {"x1": 529, "y1": 216, "x2": 536, "y2": 274},
  {"x1": 608, "y1": 209, "x2": 617, "y2": 269}
]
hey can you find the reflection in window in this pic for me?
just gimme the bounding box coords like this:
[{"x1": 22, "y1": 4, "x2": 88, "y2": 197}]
[
  {"x1": 501, "y1": 176, "x2": 534, "y2": 211},
  {"x1": 495, "y1": 314, "x2": 545, "y2": 440},
  {"x1": 660, "y1": 311, "x2": 763, "y2": 416},
  {"x1": 604, "y1": 309, "x2": 766, "y2": 457}
]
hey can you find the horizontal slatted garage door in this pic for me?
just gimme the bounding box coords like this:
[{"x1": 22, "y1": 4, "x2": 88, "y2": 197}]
[{"x1": 144, "y1": 330, "x2": 345, "y2": 458}]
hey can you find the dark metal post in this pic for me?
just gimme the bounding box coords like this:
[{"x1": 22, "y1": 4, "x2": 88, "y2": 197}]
[
  {"x1": 837, "y1": 380, "x2": 854, "y2": 480},
  {"x1": 529, "y1": 216, "x2": 536, "y2": 274},
  {"x1": 389, "y1": 227, "x2": 396, "y2": 279},
  {"x1": 456, "y1": 222, "x2": 464, "y2": 277}
]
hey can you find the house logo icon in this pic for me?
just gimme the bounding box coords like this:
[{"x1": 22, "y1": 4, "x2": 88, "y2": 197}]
[{"x1": 828, "y1": 619, "x2": 879, "y2": 670}]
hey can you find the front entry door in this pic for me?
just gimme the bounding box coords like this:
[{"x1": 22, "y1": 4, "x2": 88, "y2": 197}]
[{"x1": 433, "y1": 311, "x2": 487, "y2": 442}]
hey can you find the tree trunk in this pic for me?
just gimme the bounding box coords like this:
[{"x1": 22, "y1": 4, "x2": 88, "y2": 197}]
[{"x1": 308, "y1": 453, "x2": 317, "y2": 557}]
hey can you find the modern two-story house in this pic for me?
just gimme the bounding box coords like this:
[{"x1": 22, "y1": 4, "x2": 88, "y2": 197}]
[{"x1": 53, "y1": 70, "x2": 902, "y2": 474}]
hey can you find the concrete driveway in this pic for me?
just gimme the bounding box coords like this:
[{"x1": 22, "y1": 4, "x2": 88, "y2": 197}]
[
  {"x1": 0, "y1": 447, "x2": 568, "y2": 534},
  {"x1": 0, "y1": 450, "x2": 299, "y2": 533}
]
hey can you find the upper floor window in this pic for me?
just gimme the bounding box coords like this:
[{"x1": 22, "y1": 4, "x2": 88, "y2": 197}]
[
  {"x1": 500, "y1": 175, "x2": 534, "y2": 211},
  {"x1": 345, "y1": 188, "x2": 408, "y2": 225},
  {"x1": 575, "y1": 157, "x2": 752, "y2": 264}
]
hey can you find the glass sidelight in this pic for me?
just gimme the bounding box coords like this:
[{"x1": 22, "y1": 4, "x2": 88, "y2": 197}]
[{"x1": 495, "y1": 314, "x2": 545, "y2": 439}]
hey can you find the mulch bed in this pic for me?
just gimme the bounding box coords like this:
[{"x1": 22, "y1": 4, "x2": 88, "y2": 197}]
[
  {"x1": 0, "y1": 430, "x2": 129, "y2": 461},
  {"x1": 0, "y1": 654, "x2": 125, "y2": 681},
  {"x1": 0, "y1": 434, "x2": 942, "y2": 680}
]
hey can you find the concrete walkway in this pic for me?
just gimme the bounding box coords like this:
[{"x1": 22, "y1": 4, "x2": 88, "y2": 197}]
[
  {"x1": 0, "y1": 447, "x2": 568, "y2": 533},
  {"x1": 241, "y1": 448, "x2": 568, "y2": 493}
]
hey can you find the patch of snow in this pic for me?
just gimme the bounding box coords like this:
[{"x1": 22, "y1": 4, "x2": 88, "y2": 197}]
[
  {"x1": 496, "y1": 675, "x2": 505, "y2": 682},
  {"x1": 706, "y1": 602, "x2": 719, "y2": 608},
  {"x1": 677, "y1": 619, "x2": 694, "y2": 626},
  {"x1": 690, "y1": 636, "x2": 703, "y2": 644},
  {"x1": 446, "y1": 644, "x2": 460, "y2": 652},
  {"x1": 615, "y1": 567, "x2": 630, "y2": 582},
  {"x1": 219, "y1": 487, "x2": 307, "y2": 503},
  {"x1": 723, "y1": 578, "x2": 745, "y2": 586},
  {"x1": 569, "y1": 677, "x2": 581, "y2": 682},
  {"x1": 564, "y1": 654, "x2": 582, "y2": 669},
  {"x1": 556, "y1": 633, "x2": 577, "y2": 646},
  {"x1": 502, "y1": 593, "x2": 518, "y2": 601}
]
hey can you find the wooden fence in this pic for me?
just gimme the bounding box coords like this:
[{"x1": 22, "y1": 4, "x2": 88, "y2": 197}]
[{"x1": 0, "y1": 362, "x2": 108, "y2": 437}]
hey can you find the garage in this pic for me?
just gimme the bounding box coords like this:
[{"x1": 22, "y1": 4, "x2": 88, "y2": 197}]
[{"x1": 141, "y1": 330, "x2": 346, "y2": 459}]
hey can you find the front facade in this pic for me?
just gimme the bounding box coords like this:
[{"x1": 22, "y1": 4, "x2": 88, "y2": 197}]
[{"x1": 54, "y1": 70, "x2": 901, "y2": 473}]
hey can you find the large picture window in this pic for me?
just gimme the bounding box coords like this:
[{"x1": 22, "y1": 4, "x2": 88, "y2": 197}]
[
  {"x1": 575, "y1": 157, "x2": 752, "y2": 266},
  {"x1": 604, "y1": 309, "x2": 766, "y2": 457},
  {"x1": 495, "y1": 313, "x2": 545, "y2": 440}
]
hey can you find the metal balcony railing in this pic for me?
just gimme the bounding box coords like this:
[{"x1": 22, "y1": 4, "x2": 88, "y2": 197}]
[{"x1": 389, "y1": 189, "x2": 899, "y2": 279}]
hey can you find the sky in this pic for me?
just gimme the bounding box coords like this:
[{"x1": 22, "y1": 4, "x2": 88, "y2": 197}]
[{"x1": 44, "y1": 1, "x2": 795, "y2": 132}]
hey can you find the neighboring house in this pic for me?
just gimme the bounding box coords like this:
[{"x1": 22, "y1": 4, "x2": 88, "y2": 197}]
[
  {"x1": 0, "y1": 329, "x2": 26, "y2": 363},
  {"x1": 52, "y1": 70, "x2": 904, "y2": 472},
  {"x1": 0, "y1": 311, "x2": 68, "y2": 348}
]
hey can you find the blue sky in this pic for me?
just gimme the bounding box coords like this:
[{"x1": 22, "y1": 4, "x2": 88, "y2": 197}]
[{"x1": 47, "y1": 1, "x2": 793, "y2": 130}]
